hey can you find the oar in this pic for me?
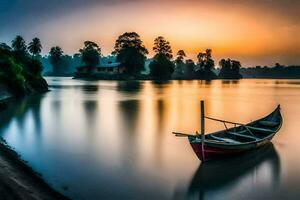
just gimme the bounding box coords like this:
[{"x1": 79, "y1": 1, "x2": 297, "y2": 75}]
[{"x1": 172, "y1": 132, "x2": 198, "y2": 137}]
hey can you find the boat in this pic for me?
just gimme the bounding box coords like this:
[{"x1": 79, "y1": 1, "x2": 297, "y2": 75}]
[{"x1": 173, "y1": 101, "x2": 282, "y2": 162}]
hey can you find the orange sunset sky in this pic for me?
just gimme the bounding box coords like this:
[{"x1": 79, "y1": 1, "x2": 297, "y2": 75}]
[{"x1": 1, "y1": 0, "x2": 300, "y2": 66}]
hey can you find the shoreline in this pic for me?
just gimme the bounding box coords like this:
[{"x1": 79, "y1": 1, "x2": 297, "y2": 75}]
[{"x1": 0, "y1": 93, "x2": 70, "y2": 199}]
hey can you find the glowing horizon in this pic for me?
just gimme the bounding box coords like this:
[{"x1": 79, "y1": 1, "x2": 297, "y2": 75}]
[{"x1": 1, "y1": 0, "x2": 300, "y2": 66}]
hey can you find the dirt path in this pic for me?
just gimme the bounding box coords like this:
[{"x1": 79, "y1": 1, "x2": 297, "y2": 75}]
[{"x1": 0, "y1": 142, "x2": 70, "y2": 200}]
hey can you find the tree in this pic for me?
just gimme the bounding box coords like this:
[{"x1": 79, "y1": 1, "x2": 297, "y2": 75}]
[
  {"x1": 0, "y1": 51, "x2": 25, "y2": 92},
  {"x1": 49, "y1": 46, "x2": 63, "y2": 75},
  {"x1": 12, "y1": 35, "x2": 27, "y2": 53},
  {"x1": 219, "y1": 58, "x2": 242, "y2": 79},
  {"x1": 0, "y1": 43, "x2": 11, "y2": 51},
  {"x1": 112, "y1": 32, "x2": 148, "y2": 76},
  {"x1": 79, "y1": 41, "x2": 101, "y2": 73},
  {"x1": 11, "y1": 35, "x2": 28, "y2": 61},
  {"x1": 204, "y1": 49, "x2": 214, "y2": 71},
  {"x1": 195, "y1": 49, "x2": 216, "y2": 80},
  {"x1": 173, "y1": 50, "x2": 186, "y2": 78},
  {"x1": 153, "y1": 36, "x2": 173, "y2": 59},
  {"x1": 28, "y1": 38, "x2": 42, "y2": 57},
  {"x1": 175, "y1": 50, "x2": 186, "y2": 64},
  {"x1": 149, "y1": 53, "x2": 175, "y2": 80},
  {"x1": 184, "y1": 59, "x2": 196, "y2": 79}
]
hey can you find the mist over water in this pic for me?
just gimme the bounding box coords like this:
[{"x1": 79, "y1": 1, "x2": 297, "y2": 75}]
[{"x1": 0, "y1": 77, "x2": 300, "y2": 199}]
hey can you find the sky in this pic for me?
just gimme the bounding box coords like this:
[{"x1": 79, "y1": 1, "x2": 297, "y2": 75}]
[{"x1": 0, "y1": 0, "x2": 300, "y2": 66}]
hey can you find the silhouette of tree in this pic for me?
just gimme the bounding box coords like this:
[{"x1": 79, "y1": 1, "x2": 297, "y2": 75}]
[
  {"x1": 196, "y1": 49, "x2": 216, "y2": 80},
  {"x1": 173, "y1": 50, "x2": 186, "y2": 78},
  {"x1": 219, "y1": 58, "x2": 242, "y2": 79},
  {"x1": 79, "y1": 41, "x2": 101, "y2": 73},
  {"x1": 28, "y1": 38, "x2": 42, "y2": 57},
  {"x1": 175, "y1": 50, "x2": 186, "y2": 64},
  {"x1": 231, "y1": 60, "x2": 241, "y2": 76},
  {"x1": 112, "y1": 32, "x2": 148, "y2": 76},
  {"x1": 49, "y1": 46, "x2": 63, "y2": 75},
  {"x1": 12, "y1": 35, "x2": 27, "y2": 53},
  {"x1": 153, "y1": 36, "x2": 173, "y2": 59},
  {"x1": 11, "y1": 35, "x2": 28, "y2": 61},
  {"x1": 0, "y1": 43, "x2": 11, "y2": 51},
  {"x1": 149, "y1": 53, "x2": 174, "y2": 80},
  {"x1": 184, "y1": 59, "x2": 196, "y2": 79}
]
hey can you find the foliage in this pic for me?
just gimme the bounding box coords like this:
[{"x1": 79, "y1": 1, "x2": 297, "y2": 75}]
[
  {"x1": 197, "y1": 49, "x2": 214, "y2": 71},
  {"x1": 175, "y1": 50, "x2": 186, "y2": 64},
  {"x1": 153, "y1": 36, "x2": 173, "y2": 59},
  {"x1": 26, "y1": 59, "x2": 43, "y2": 78},
  {"x1": 12, "y1": 35, "x2": 27, "y2": 53},
  {"x1": 0, "y1": 51, "x2": 25, "y2": 92},
  {"x1": 0, "y1": 43, "x2": 12, "y2": 51},
  {"x1": 28, "y1": 38, "x2": 42, "y2": 56},
  {"x1": 79, "y1": 41, "x2": 101, "y2": 73},
  {"x1": 149, "y1": 53, "x2": 175, "y2": 80},
  {"x1": 0, "y1": 35, "x2": 47, "y2": 93},
  {"x1": 184, "y1": 59, "x2": 196, "y2": 79},
  {"x1": 49, "y1": 46, "x2": 63, "y2": 75},
  {"x1": 195, "y1": 49, "x2": 217, "y2": 80},
  {"x1": 11, "y1": 35, "x2": 28, "y2": 62},
  {"x1": 113, "y1": 32, "x2": 148, "y2": 76},
  {"x1": 219, "y1": 58, "x2": 242, "y2": 79}
]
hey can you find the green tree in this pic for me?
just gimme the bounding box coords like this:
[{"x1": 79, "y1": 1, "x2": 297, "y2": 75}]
[
  {"x1": 79, "y1": 41, "x2": 101, "y2": 73},
  {"x1": 113, "y1": 32, "x2": 148, "y2": 76},
  {"x1": 28, "y1": 38, "x2": 42, "y2": 57},
  {"x1": 153, "y1": 36, "x2": 173, "y2": 59},
  {"x1": 0, "y1": 52, "x2": 25, "y2": 92},
  {"x1": 49, "y1": 46, "x2": 63, "y2": 75}
]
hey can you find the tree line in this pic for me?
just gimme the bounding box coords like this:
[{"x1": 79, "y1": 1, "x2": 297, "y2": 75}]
[
  {"x1": 240, "y1": 63, "x2": 300, "y2": 79},
  {"x1": 1, "y1": 33, "x2": 243, "y2": 80}
]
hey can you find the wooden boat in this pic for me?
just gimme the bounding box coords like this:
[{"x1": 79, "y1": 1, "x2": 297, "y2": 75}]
[{"x1": 173, "y1": 102, "x2": 282, "y2": 162}]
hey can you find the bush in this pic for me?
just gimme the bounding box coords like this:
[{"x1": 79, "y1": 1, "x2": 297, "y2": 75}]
[{"x1": 0, "y1": 54, "x2": 25, "y2": 92}]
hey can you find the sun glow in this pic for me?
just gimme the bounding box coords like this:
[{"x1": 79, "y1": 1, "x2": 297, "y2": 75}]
[{"x1": 16, "y1": 0, "x2": 300, "y2": 66}]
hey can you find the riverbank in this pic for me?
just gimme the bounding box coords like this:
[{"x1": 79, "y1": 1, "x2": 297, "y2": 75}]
[
  {"x1": 0, "y1": 89, "x2": 69, "y2": 199},
  {"x1": 0, "y1": 140, "x2": 70, "y2": 199}
]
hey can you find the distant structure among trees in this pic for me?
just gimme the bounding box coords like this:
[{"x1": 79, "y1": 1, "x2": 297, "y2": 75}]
[
  {"x1": 79, "y1": 41, "x2": 101, "y2": 74},
  {"x1": 5, "y1": 31, "x2": 300, "y2": 81},
  {"x1": 112, "y1": 32, "x2": 148, "y2": 77}
]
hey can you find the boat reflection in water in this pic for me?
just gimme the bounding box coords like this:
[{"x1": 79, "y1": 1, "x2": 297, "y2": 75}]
[{"x1": 187, "y1": 143, "x2": 280, "y2": 200}]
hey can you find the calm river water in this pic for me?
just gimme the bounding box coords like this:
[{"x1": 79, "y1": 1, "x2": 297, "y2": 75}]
[{"x1": 1, "y1": 77, "x2": 300, "y2": 199}]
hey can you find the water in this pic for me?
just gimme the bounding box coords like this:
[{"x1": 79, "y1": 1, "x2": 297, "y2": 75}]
[{"x1": 0, "y1": 78, "x2": 300, "y2": 200}]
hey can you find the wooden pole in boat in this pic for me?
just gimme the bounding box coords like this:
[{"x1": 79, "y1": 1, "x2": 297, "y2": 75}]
[{"x1": 200, "y1": 100, "x2": 205, "y2": 161}]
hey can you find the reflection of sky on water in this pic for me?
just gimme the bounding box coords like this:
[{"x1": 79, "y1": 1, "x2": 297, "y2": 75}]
[{"x1": 0, "y1": 77, "x2": 300, "y2": 199}]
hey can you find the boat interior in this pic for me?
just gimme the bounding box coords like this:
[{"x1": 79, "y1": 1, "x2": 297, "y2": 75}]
[{"x1": 205, "y1": 106, "x2": 282, "y2": 144}]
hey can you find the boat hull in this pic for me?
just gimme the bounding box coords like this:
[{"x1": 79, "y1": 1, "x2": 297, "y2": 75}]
[{"x1": 190, "y1": 139, "x2": 272, "y2": 161}]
